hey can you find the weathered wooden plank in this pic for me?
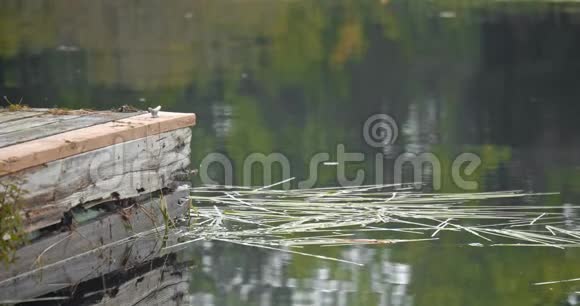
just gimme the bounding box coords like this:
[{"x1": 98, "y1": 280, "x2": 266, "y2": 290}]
[
  {"x1": 0, "y1": 111, "x2": 141, "y2": 148},
  {"x1": 0, "y1": 111, "x2": 45, "y2": 124},
  {"x1": 0, "y1": 188, "x2": 189, "y2": 300},
  {"x1": 0, "y1": 112, "x2": 196, "y2": 175},
  {"x1": 0, "y1": 114, "x2": 81, "y2": 135},
  {"x1": 1, "y1": 127, "x2": 192, "y2": 232}
]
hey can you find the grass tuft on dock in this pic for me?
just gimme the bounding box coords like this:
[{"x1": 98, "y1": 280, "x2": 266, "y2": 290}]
[{"x1": 1, "y1": 96, "x2": 29, "y2": 112}]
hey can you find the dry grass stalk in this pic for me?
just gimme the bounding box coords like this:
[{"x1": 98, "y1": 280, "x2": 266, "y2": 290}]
[{"x1": 171, "y1": 183, "x2": 575, "y2": 265}]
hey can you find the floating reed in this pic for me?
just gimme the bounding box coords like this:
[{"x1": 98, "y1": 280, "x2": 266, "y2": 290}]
[{"x1": 171, "y1": 182, "x2": 576, "y2": 265}]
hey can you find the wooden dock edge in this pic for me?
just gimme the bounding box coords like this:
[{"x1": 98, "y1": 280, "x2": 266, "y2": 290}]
[
  {"x1": 0, "y1": 111, "x2": 196, "y2": 175},
  {"x1": 7, "y1": 127, "x2": 192, "y2": 232}
]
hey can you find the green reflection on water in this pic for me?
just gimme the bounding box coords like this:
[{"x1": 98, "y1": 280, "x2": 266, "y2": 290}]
[{"x1": 2, "y1": 0, "x2": 580, "y2": 305}]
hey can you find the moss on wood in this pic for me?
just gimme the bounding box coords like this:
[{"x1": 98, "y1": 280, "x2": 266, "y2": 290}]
[{"x1": 0, "y1": 181, "x2": 27, "y2": 265}]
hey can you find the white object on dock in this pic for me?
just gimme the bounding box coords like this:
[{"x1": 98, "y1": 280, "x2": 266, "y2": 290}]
[{"x1": 148, "y1": 105, "x2": 162, "y2": 118}]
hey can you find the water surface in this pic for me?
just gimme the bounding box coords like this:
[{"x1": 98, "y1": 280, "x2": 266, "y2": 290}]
[{"x1": 2, "y1": 1, "x2": 580, "y2": 305}]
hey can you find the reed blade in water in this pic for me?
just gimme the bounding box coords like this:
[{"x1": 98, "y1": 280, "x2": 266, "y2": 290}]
[{"x1": 174, "y1": 183, "x2": 575, "y2": 265}]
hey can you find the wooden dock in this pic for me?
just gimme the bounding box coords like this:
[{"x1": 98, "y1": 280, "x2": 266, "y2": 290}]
[
  {"x1": 0, "y1": 108, "x2": 196, "y2": 302},
  {"x1": 0, "y1": 109, "x2": 195, "y2": 231}
]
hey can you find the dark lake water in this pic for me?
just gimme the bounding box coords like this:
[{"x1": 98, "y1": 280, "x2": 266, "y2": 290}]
[{"x1": 2, "y1": 0, "x2": 580, "y2": 305}]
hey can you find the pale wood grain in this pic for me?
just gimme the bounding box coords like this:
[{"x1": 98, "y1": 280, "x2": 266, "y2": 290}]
[
  {"x1": 0, "y1": 111, "x2": 196, "y2": 175},
  {"x1": 0, "y1": 112, "x2": 141, "y2": 148},
  {"x1": 0, "y1": 111, "x2": 45, "y2": 124},
  {"x1": 0, "y1": 114, "x2": 82, "y2": 135}
]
